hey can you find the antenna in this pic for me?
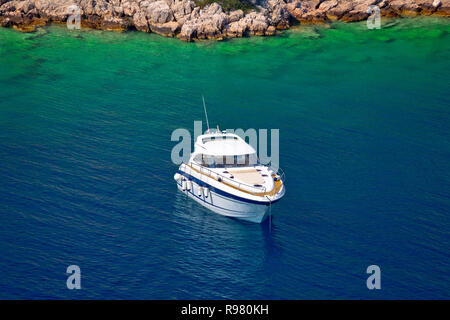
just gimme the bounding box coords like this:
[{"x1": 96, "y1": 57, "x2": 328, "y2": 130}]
[{"x1": 202, "y1": 95, "x2": 210, "y2": 132}]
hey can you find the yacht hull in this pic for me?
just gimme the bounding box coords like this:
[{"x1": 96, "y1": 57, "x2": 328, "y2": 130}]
[{"x1": 176, "y1": 181, "x2": 271, "y2": 223}]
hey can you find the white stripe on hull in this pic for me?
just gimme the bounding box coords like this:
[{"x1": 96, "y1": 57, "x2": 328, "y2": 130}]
[{"x1": 177, "y1": 182, "x2": 271, "y2": 223}]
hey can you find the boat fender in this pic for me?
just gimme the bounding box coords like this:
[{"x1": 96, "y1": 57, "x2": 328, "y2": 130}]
[
  {"x1": 186, "y1": 180, "x2": 191, "y2": 191},
  {"x1": 181, "y1": 180, "x2": 187, "y2": 191},
  {"x1": 197, "y1": 186, "x2": 202, "y2": 197},
  {"x1": 203, "y1": 187, "x2": 209, "y2": 198},
  {"x1": 174, "y1": 173, "x2": 181, "y2": 182}
]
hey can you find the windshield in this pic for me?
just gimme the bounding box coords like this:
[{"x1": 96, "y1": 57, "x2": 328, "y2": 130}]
[{"x1": 194, "y1": 153, "x2": 259, "y2": 168}]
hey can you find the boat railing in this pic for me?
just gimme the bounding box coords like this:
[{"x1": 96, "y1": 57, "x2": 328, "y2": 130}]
[
  {"x1": 267, "y1": 161, "x2": 285, "y2": 183},
  {"x1": 183, "y1": 161, "x2": 267, "y2": 194},
  {"x1": 274, "y1": 167, "x2": 286, "y2": 183}
]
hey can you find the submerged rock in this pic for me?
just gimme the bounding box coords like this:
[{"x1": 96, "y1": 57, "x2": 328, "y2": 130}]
[
  {"x1": 0, "y1": 0, "x2": 448, "y2": 40},
  {"x1": 102, "y1": 16, "x2": 133, "y2": 32}
]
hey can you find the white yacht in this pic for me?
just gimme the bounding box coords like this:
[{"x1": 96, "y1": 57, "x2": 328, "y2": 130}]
[{"x1": 174, "y1": 128, "x2": 285, "y2": 223}]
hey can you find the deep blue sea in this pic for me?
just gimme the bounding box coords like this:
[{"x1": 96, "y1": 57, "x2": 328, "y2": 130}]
[{"x1": 0, "y1": 17, "x2": 449, "y2": 299}]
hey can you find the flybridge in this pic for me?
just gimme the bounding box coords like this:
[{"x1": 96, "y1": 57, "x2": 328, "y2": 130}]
[
  {"x1": 202, "y1": 135, "x2": 238, "y2": 143},
  {"x1": 196, "y1": 133, "x2": 256, "y2": 157}
]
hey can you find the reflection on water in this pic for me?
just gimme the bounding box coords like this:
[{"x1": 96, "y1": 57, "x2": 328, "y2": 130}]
[
  {"x1": 172, "y1": 191, "x2": 280, "y2": 245},
  {"x1": 171, "y1": 192, "x2": 285, "y2": 298}
]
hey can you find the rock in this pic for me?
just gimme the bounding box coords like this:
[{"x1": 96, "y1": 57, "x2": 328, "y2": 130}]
[
  {"x1": 178, "y1": 3, "x2": 226, "y2": 40},
  {"x1": 287, "y1": 0, "x2": 327, "y2": 22},
  {"x1": 433, "y1": 0, "x2": 450, "y2": 16},
  {"x1": 266, "y1": 25, "x2": 276, "y2": 35},
  {"x1": 266, "y1": 0, "x2": 290, "y2": 29},
  {"x1": 149, "y1": 20, "x2": 179, "y2": 36},
  {"x1": 13, "y1": 23, "x2": 36, "y2": 31},
  {"x1": 16, "y1": 0, "x2": 35, "y2": 13},
  {"x1": 284, "y1": 0, "x2": 450, "y2": 23},
  {"x1": 0, "y1": 0, "x2": 449, "y2": 39},
  {"x1": 228, "y1": 9, "x2": 244, "y2": 23},
  {"x1": 201, "y1": 2, "x2": 222, "y2": 16},
  {"x1": 243, "y1": 11, "x2": 269, "y2": 36},
  {"x1": 224, "y1": 19, "x2": 247, "y2": 37},
  {"x1": 122, "y1": 1, "x2": 140, "y2": 16},
  {"x1": 325, "y1": 0, "x2": 354, "y2": 21},
  {"x1": 133, "y1": 11, "x2": 149, "y2": 32},
  {"x1": 179, "y1": 20, "x2": 196, "y2": 41},
  {"x1": 102, "y1": 16, "x2": 132, "y2": 31},
  {"x1": 171, "y1": 0, "x2": 194, "y2": 23},
  {"x1": 146, "y1": 1, "x2": 174, "y2": 24},
  {"x1": 387, "y1": 0, "x2": 447, "y2": 16},
  {"x1": 341, "y1": 9, "x2": 369, "y2": 22}
]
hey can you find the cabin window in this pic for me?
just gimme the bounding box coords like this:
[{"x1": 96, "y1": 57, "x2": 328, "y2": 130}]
[
  {"x1": 199, "y1": 155, "x2": 214, "y2": 167},
  {"x1": 193, "y1": 154, "x2": 203, "y2": 164},
  {"x1": 235, "y1": 154, "x2": 249, "y2": 167},
  {"x1": 225, "y1": 156, "x2": 234, "y2": 166},
  {"x1": 202, "y1": 136, "x2": 238, "y2": 143},
  {"x1": 213, "y1": 156, "x2": 224, "y2": 166},
  {"x1": 249, "y1": 153, "x2": 258, "y2": 165}
]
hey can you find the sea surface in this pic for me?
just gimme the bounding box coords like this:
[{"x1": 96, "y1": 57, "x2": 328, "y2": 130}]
[{"x1": 0, "y1": 17, "x2": 449, "y2": 299}]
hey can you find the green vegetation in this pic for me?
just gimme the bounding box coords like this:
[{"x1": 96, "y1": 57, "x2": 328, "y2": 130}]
[{"x1": 194, "y1": 0, "x2": 257, "y2": 13}]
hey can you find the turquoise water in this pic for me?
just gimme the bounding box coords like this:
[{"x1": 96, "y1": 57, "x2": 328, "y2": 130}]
[{"x1": 0, "y1": 18, "x2": 449, "y2": 299}]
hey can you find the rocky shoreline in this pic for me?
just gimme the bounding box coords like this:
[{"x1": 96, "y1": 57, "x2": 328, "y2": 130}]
[{"x1": 0, "y1": 0, "x2": 449, "y2": 41}]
